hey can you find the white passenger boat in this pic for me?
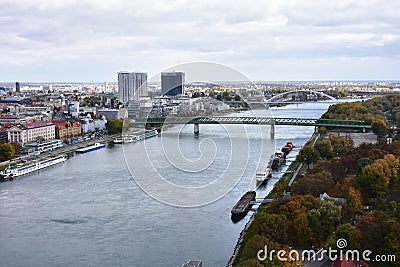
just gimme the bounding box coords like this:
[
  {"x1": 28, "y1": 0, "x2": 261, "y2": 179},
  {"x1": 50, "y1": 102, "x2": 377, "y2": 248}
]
[
  {"x1": 76, "y1": 143, "x2": 105, "y2": 153},
  {"x1": 0, "y1": 155, "x2": 67, "y2": 181},
  {"x1": 256, "y1": 155, "x2": 273, "y2": 184}
]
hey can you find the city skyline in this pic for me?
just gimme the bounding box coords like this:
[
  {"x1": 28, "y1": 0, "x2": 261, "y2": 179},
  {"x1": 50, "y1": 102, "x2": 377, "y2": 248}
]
[{"x1": 0, "y1": 1, "x2": 399, "y2": 82}]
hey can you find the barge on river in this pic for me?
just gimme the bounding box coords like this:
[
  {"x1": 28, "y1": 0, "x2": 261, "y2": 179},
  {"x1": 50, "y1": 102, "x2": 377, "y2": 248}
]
[{"x1": 231, "y1": 191, "x2": 256, "y2": 216}]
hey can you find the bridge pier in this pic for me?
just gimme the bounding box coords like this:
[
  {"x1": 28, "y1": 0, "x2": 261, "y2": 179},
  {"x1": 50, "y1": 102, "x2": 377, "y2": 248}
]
[
  {"x1": 194, "y1": 123, "x2": 200, "y2": 135},
  {"x1": 270, "y1": 124, "x2": 275, "y2": 139}
]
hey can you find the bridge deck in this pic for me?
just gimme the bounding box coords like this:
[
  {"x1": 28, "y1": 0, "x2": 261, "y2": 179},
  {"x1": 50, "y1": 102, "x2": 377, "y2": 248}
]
[{"x1": 133, "y1": 116, "x2": 370, "y2": 129}]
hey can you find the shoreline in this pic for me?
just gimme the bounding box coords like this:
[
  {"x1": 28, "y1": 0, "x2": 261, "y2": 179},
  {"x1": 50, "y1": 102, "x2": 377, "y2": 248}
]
[
  {"x1": 0, "y1": 128, "x2": 159, "y2": 179},
  {"x1": 227, "y1": 130, "x2": 320, "y2": 267}
]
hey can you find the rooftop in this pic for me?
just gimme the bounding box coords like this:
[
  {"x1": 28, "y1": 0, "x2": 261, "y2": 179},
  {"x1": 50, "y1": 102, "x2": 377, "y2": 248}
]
[{"x1": 25, "y1": 121, "x2": 54, "y2": 129}]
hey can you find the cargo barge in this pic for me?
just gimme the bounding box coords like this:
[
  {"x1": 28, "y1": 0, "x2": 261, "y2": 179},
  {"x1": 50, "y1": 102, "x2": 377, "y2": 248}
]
[{"x1": 231, "y1": 191, "x2": 256, "y2": 216}]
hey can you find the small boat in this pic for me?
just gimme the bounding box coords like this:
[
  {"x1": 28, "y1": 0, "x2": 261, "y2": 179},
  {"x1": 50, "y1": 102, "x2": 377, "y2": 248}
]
[
  {"x1": 231, "y1": 191, "x2": 256, "y2": 216},
  {"x1": 182, "y1": 260, "x2": 203, "y2": 267},
  {"x1": 281, "y1": 142, "x2": 294, "y2": 156},
  {"x1": 123, "y1": 136, "x2": 134, "y2": 143},
  {"x1": 76, "y1": 143, "x2": 105, "y2": 153},
  {"x1": 145, "y1": 130, "x2": 158, "y2": 138},
  {"x1": 0, "y1": 155, "x2": 67, "y2": 181},
  {"x1": 113, "y1": 137, "x2": 124, "y2": 144},
  {"x1": 271, "y1": 151, "x2": 285, "y2": 169},
  {"x1": 256, "y1": 169, "x2": 272, "y2": 184},
  {"x1": 134, "y1": 130, "x2": 158, "y2": 141},
  {"x1": 256, "y1": 154, "x2": 273, "y2": 184}
]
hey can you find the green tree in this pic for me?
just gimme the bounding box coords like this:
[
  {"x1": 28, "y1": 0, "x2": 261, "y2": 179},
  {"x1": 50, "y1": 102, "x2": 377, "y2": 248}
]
[
  {"x1": 318, "y1": 126, "x2": 327, "y2": 136},
  {"x1": 383, "y1": 154, "x2": 399, "y2": 182},
  {"x1": 329, "y1": 135, "x2": 353, "y2": 155},
  {"x1": 0, "y1": 143, "x2": 15, "y2": 161},
  {"x1": 372, "y1": 119, "x2": 389, "y2": 138},
  {"x1": 357, "y1": 162, "x2": 390, "y2": 199},
  {"x1": 239, "y1": 235, "x2": 278, "y2": 263},
  {"x1": 356, "y1": 158, "x2": 373, "y2": 176},
  {"x1": 106, "y1": 119, "x2": 123, "y2": 134},
  {"x1": 334, "y1": 223, "x2": 356, "y2": 244},
  {"x1": 315, "y1": 139, "x2": 334, "y2": 159},
  {"x1": 297, "y1": 146, "x2": 320, "y2": 169}
]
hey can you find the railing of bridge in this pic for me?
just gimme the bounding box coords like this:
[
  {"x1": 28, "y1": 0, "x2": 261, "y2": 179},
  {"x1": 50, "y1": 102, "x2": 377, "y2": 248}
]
[{"x1": 133, "y1": 116, "x2": 371, "y2": 129}]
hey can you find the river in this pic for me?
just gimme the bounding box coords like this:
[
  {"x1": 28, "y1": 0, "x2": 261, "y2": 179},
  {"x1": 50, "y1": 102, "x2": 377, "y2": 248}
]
[{"x1": 0, "y1": 102, "x2": 331, "y2": 267}]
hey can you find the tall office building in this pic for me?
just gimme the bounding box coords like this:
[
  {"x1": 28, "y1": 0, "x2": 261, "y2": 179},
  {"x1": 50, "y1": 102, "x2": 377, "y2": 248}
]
[
  {"x1": 15, "y1": 82, "x2": 20, "y2": 93},
  {"x1": 161, "y1": 71, "x2": 185, "y2": 96},
  {"x1": 118, "y1": 72, "x2": 148, "y2": 103}
]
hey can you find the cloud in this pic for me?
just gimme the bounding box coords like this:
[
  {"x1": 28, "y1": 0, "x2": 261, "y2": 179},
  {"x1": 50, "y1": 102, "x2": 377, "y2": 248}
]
[{"x1": 0, "y1": 0, "x2": 399, "y2": 81}]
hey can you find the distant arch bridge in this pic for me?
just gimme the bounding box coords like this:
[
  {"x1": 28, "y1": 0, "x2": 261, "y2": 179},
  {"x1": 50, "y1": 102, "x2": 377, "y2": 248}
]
[{"x1": 265, "y1": 89, "x2": 339, "y2": 104}]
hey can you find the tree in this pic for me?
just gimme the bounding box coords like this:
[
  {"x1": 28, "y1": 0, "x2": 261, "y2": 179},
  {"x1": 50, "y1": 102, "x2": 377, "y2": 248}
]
[
  {"x1": 0, "y1": 143, "x2": 15, "y2": 161},
  {"x1": 292, "y1": 171, "x2": 334, "y2": 197},
  {"x1": 315, "y1": 139, "x2": 334, "y2": 159},
  {"x1": 383, "y1": 154, "x2": 399, "y2": 182},
  {"x1": 244, "y1": 213, "x2": 289, "y2": 244},
  {"x1": 318, "y1": 199, "x2": 342, "y2": 225},
  {"x1": 329, "y1": 135, "x2": 353, "y2": 155},
  {"x1": 311, "y1": 199, "x2": 342, "y2": 243},
  {"x1": 318, "y1": 126, "x2": 327, "y2": 136},
  {"x1": 372, "y1": 119, "x2": 389, "y2": 138},
  {"x1": 344, "y1": 187, "x2": 363, "y2": 219},
  {"x1": 356, "y1": 158, "x2": 373, "y2": 176},
  {"x1": 236, "y1": 259, "x2": 263, "y2": 267},
  {"x1": 357, "y1": 162, "x2": 390, "y2": 199},
  {"x1": 239, "y1": 235, "x2": 278, "y2": 263},
  {"x1": 297, "y1": 146, "x2": 320, "y2": 169},
  {"x1": 106, "y1": 119, "x2": 123, "y2": 134},
  {"x1": 334, "y1": 223, "x2": 355, "y2": 244},
  {"x1": 292, "y1": 212, "x2": 313, "y2": 246}
]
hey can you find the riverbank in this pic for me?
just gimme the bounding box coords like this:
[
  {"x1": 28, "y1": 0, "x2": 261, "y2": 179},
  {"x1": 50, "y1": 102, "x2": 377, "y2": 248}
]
[
  {"x1": 0, "y1": 128, "x2": 159, "y2": 178},
  {"x1": 227, "y1": 131, "x2": 319, "y2": 267}
]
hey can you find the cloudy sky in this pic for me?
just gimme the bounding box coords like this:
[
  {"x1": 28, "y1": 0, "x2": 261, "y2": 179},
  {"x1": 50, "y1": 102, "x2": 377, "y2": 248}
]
[{"x1": 0, "y1": 0, "x2": 399, "y2": 82}]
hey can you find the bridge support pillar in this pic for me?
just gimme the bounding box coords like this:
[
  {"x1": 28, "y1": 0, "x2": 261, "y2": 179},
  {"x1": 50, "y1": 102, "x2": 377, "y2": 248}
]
[
  {"x1": 270, "y1": 124, "x2": 275, "y2": 139},
  {"x1": 194, "y1": 123, "x2": 200, "y2": 135}
]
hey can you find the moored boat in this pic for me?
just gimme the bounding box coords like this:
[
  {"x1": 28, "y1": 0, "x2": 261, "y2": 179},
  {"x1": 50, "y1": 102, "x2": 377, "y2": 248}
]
[
  {"x1": 255, "y1": 169, "x2": 271, "y2": 184},
  {"x1": 281, "y1": 141, "x2": 294, "y2": 156},
  {"x1": 76, "y1": 143, "x2": 105, "y2": 153},
  {"x1": 271, "y1": 151, "x2": 285, "y2": 169},
  {"x1": 256, "y1": 155, "x2": 273, "y2": 185},
  {"x1": 0, "y1": 155, "x2": 67, "y2": 181},
  {"x1": 123, "y1": 136, "x2": 134, "y2": 143},
  {"x1": 113, "y1": 137, "x2": 124, "y2": 144},
  {"x1": 231, "y1": 191, "x2": 256, "y2": 216},
  {"x1": 182, "y1": 260, "x2": 203, "y2": 267}
]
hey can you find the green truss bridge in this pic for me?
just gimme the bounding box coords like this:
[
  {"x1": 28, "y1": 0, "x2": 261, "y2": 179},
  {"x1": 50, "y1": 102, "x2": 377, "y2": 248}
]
[{"x1": 133, "y1": 116, "x2": 371, "y2": 138}]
